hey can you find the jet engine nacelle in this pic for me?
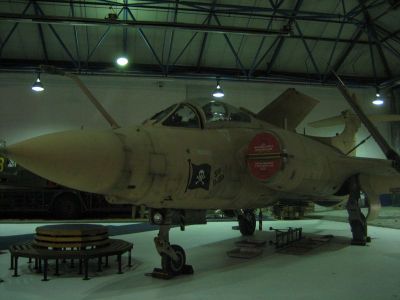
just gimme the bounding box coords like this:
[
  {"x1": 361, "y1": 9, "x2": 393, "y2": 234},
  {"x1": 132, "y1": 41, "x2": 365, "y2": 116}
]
[{"x1": 246, "y1": 130, "x2": 346, "y2": 197}]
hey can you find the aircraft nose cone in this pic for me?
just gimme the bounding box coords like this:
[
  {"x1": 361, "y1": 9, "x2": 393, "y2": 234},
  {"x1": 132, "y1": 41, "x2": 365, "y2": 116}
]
[{"x1": 5, "y1": 130, "x2": 125, "y2": 193}]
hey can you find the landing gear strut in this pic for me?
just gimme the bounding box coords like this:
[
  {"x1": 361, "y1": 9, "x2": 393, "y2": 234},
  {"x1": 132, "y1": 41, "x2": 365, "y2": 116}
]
[
  {"x1": 150, "y1": 210, "x2": 193, "y2": 279},
  {"x1": 347, "y1": 176, "x2": 370, "y2": 245},
  {"x1": 238, "y1": 209, "x2": 256, "y2": 236}
]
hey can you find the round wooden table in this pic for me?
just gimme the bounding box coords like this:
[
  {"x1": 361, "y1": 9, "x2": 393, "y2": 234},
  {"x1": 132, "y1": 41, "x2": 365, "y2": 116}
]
[
  {"x1": 34, "y1": 224, "x2": 109, "y2": 249},
  {"x1": 9, "y1": 224, "x2": 133, "y2": 281}
]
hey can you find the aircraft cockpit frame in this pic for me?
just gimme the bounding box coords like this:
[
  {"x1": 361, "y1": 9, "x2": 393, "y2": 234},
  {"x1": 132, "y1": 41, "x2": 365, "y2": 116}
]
[{"x1": 145, "y1": 100, "x2": 256, "y2": 130}]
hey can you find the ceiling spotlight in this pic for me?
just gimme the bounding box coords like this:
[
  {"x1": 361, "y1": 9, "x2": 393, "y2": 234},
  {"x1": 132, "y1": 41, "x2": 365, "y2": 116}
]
[
  {"x1": 372, "y1": 99, "x2": 384, "y2": 106},
  {"x1": 31, "y1": 74, "x2": 44, "y2": 92},
  {"x1": 372, "y1": 87, "x2": 384, "y2": 105},
  {"x1": 375, "y1": 87, "x2": 380, "y2": 98},
  {"x1": 116, "y1": 56, "x2": 129, "y2": 66},
  {"x1": 212, "y1": 79, "x2": 224, "y2": 98}
]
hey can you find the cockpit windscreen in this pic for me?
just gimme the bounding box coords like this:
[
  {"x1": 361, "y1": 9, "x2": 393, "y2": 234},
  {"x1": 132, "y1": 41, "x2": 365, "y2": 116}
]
[{"x1": 201, "y1": 101, "x2": 251, "y2": 123}]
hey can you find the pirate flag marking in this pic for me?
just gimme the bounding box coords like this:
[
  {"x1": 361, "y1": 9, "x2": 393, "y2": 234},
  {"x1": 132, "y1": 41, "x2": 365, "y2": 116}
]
[{"x1": 186, "y1": 160, "x2": 211, "y2": 191}]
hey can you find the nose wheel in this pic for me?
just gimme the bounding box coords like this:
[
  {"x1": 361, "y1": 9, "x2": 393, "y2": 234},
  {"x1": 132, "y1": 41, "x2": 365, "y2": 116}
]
[
  {"x1": 161, "y1": 244, "x2": 186, "y2": 275},
  {"x1": 149, "y1": 224, "x2": 193, "y2": 279}
]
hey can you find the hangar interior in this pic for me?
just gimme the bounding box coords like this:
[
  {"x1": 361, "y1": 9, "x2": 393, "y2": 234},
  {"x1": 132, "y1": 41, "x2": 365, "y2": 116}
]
[{"x1": 0, "y1": 0, "x2": 400, "y2": 299}]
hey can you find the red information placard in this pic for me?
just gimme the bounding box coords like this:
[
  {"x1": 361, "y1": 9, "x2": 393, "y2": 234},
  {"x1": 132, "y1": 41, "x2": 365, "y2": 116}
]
[{"x1": 247, "y1": 132, "x2": 282, "y2": 180}]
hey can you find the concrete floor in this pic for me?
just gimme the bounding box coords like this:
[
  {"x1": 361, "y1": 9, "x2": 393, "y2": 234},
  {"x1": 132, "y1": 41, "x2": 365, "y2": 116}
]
[
  {"x1": 309, "y1": 206, "x2": 400, "y2": 229},
  {"x1": 0, "y1": 220, "x2": 399, "y2": 300}
]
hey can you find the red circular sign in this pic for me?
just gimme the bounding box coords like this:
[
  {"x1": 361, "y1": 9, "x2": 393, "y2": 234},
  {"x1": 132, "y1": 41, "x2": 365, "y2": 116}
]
[{"x1": 247, "y1": 132, "x2": 282, "y2": 180}]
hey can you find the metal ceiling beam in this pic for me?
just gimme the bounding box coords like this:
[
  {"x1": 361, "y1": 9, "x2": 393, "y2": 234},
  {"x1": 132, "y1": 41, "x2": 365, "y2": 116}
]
[
  {"x1": 33, "y1": 1, "x2": 49, "y2": 63},
  {"x1": 29, "y1": 0, "x2": 352, "y2": 22},
  {"x1": 169, "y1": 10, "x2": 214, "y2": 72},
  {"x1": 249, "y1": 0, "x2": 283, "y2": 76},
  {"x1": 126, "y1": 9, "x2": 165, "y2": 73},
  {"x1": 122, "y1": 0, "x2": 128, "y2": 54},
  {"x1": 212, "y1": 13, "x2": 247, "y2": 76},
  {"x1": 170, "y1": 32, "x2": 199, "y2": 68},
  {"x1": 265, "y1": 37, "x2": 285, "y2": 75},
  {"x1": 0, "y1": 13, "x2": 290, "y2": 36},
  {"x1": 375, "y1": 24, "x2": 400, "y2": 45},
  {"x1": 35, "y1": 4, "x2": 79, "y2": 68},
  {"x1": 371, "y1": 1, "x2": 400, "y2": 22},
  {"x1": 86, "y1": 8, "x2": 124, "y2": 63},
  {"x1": 0, "y1": 58, "x2": 383, "y2": 87},
  {"x1": 343, "y1": 0, "x2": 387, "y2": 20},
  {"x1": 165, "y1": 0, "x2": 179, "y2": 73},
  {"x1": 359, "y1": 0, "x2": 392, "y2": 78},
  {"x1": 366, "y1": 24, "x2": 378, "y2": 86},
  {"x1": 0, "y1": 12, "x2": 388, "y2": 45},
  {"x1": 294, "y1": 21, "x2": 320, "y2": 76},
  {"x1": 4, "y1": 0, "x2": 388, "y2": 29},
  {"x1": 0, "y1": 2, "x2": 31, "y2": 57},
  {"x1": 323, "y1": 0, "x2": 346, "y2": 76},
  {"x1": 195, "y1": 1, "x2": 216, "y2": 71},
  {"x1": 380, "y1": 39, "x2": 400, "y2": 61},
  {"x1": 265, "y1": 0, "x2": 303, "y2": 76},
  {"x1": 381, "y1": 29, "x2": 400, "y2": 44},
  {"x1": 70, "y1": 2, "x2": 81, "y2": 69},
  {"x1": 249, "y1": 37, "x2": 279, "y2": 77},
  {"x1": 330, "y1": 26, "x2": 364, "y2": 74}
]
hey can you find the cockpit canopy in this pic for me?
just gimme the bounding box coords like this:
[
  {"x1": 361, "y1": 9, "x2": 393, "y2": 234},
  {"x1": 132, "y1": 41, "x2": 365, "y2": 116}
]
[{"x1": 148, "y1": 100, "x2": 252, "y2": 129}]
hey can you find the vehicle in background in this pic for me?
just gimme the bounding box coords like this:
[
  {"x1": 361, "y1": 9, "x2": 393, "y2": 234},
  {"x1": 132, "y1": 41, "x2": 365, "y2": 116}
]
[{"x1": 0, "y1": 155, "x2": 132, "y2": 219}]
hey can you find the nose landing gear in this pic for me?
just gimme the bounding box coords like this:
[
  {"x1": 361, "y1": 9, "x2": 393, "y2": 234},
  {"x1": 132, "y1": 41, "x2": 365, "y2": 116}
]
[{"x1": 149, "y1": 211, "x2": 194, "y2": 279}]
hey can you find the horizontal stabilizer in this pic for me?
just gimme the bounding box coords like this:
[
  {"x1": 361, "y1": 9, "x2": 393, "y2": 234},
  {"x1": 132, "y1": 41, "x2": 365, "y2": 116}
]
[
  {"x1": 257, "y1": 88, "x2": 319, "y2": 131},
  {"x1": 309, "y1": 112, "x2": 400, "y2": 128}
]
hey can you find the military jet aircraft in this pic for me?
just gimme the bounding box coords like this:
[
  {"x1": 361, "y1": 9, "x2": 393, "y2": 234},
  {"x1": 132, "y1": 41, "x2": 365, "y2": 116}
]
[{"x1": 1, "y1": 67, "x2": 400, "y2": 277}]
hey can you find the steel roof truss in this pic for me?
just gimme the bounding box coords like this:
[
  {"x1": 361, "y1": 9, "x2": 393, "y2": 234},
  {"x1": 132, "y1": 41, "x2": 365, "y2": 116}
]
[
  {"x1": 212, "y1": 13, "x2": 247, "y2": 77},
  {"x1": 249, "y1": 0, "x2": 284, "y2": 77},
  {"x1": 35, "y1": 3, "x2": 78, "y2": 68},
  {"x1": 0, "y1": 2, "x2": 31, "y2": 57},
  {"x1": 294, "y1": 21, "x2": 321, "y2": 76},
  {"x1": 126, "y1": 8, "x2": 165, "y2": 73}
]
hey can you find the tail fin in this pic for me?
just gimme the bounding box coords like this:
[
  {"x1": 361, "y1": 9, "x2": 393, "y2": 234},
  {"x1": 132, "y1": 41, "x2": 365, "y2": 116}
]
[
  {"x1": 310, "y1": 110, "x2": 361, "y2": 155},
  {"x1": 256, "y1": 88, "x2": 319, "y2": 131}
]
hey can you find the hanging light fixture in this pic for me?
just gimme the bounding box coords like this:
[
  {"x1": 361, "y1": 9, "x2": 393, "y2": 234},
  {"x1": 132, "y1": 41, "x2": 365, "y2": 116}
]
[
  {"x1": 372, "y1": 87, "x2": 384, "y2": 106},
  {"x1": 372, "y1": 98, "x2": 384, "y2": 106},
  {"x1": 31, "y1": 73, "x2": 44, "y2": 92},
  {"x1": 116, "y1": 55, "x2": 129, "y2": 66},
  {"x1": 375, "y1": 86, "x2": 380, "y2": 98},
  {"x1": 212, "y1": 79, "x2": 224, "y2": 98}
]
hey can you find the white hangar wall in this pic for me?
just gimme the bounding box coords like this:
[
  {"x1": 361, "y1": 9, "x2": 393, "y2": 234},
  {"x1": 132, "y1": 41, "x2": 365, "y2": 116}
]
[{"x1": 0, "y1": 73, "x2": 390, "y2": 159}]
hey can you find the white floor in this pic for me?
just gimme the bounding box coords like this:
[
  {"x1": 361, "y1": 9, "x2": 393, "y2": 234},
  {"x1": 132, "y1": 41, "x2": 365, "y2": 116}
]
[{"x1": 0, "y1": 220, "x2": 400, "y2": 300}]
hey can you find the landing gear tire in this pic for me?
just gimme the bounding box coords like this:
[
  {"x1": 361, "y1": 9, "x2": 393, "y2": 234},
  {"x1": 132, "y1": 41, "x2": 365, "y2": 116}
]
[
  {"x1": 238, "y1": 210, "x2": 256, "y2": 236},
  {"x1": 150, "y1": 220, "x2": 193, "y2": 279},
  {"x1": 161, "y1": 245, "x2": 186, "y2": 275}
]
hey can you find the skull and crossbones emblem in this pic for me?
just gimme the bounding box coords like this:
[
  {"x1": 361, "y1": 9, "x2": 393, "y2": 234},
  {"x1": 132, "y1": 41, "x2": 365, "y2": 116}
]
[{"x1": 196, "y1": 169, "x2": 206, "y2": 185}]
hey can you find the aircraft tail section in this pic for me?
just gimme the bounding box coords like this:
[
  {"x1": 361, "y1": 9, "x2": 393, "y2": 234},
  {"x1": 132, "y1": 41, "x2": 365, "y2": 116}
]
[
  {"x1": 257, "y1": 88, "x2": 319, "y2": 131},
  {"x1": 310, "y1": 110, "x2": 361, "y2": 155},
  {"x1": 309, "y1": 109, "x2": 400, "y2": 155}
]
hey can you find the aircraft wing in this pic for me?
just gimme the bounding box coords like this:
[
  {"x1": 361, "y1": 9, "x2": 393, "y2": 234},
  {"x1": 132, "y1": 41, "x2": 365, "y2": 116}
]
[{"x1": 257, "y1": 88, "x2": 319, "y2": 131}]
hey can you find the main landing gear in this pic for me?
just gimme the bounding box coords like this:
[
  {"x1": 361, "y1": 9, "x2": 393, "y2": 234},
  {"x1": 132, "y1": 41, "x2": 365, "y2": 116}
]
[
  {"x1": 238, "y1": 209, "x2": 257, "y2": 236},
  {"x1": 149, "y1": 210, "x2": 193, "y2": 279},
  {"x1": 347, "y1": 176, "x2": 370, "y2": 246}
]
